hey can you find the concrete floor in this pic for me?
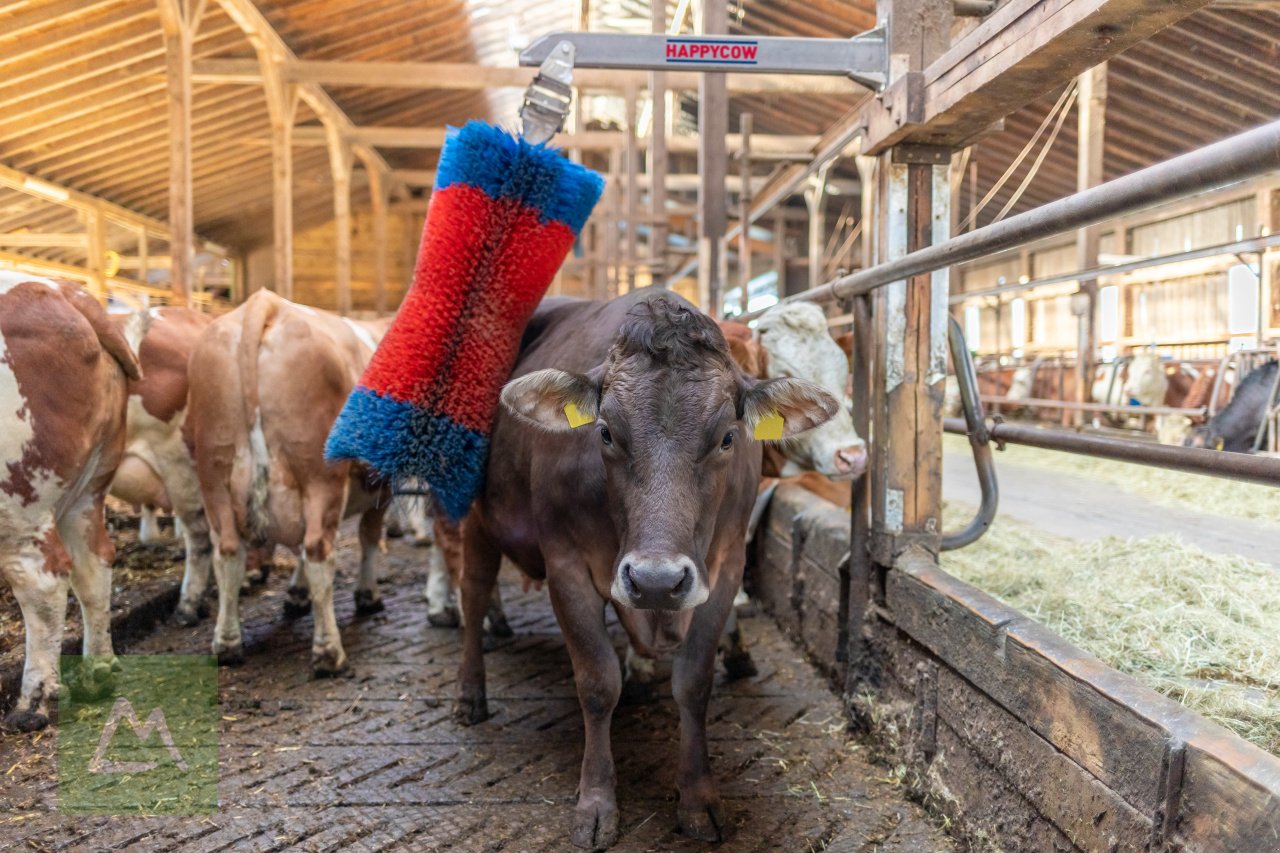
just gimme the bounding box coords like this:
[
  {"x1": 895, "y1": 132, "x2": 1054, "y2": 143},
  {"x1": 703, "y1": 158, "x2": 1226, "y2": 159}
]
[{"x1": 943, "y1": 444, "x2": 1280, "y2": 568}]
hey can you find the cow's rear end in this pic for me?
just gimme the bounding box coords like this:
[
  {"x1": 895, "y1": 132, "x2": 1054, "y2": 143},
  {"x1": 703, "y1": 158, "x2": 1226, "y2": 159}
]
[{"x1": 0, "y1": 275, "x2": 139, "y2": 731}]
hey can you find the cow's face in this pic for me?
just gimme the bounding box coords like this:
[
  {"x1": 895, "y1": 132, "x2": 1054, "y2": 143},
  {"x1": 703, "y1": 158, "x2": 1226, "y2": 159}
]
[
  {"x1": 1184, "y1": 425, "x2": 1224, "y2": 451},
  {"x1": 1124, "y1": 352, "x2": 1168, "y2": 406},
  {"x1": 756, "y1": 304, "x2": 866, "y2": 480},
  {"x1": 503, "y1": 298, "x2": 838, "y2": 615}
]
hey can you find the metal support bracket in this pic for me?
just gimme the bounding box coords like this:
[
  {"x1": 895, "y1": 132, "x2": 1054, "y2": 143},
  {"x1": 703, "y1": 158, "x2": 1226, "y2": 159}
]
[
  {"x1": 520, "y1": 28, "x2": 887, "y2": 91},
  {"x1": 520, "y1": 40, "x2": 575, "y2": 145}
]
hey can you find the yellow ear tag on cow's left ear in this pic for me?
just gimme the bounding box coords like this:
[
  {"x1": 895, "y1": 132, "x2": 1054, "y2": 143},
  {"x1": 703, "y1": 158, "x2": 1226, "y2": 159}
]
[
  {"x1": 753, "y1": 411, "x2": 784, "y2": 441},
  {"x1": 564, "y1": 402, "x2": 594, "y2": 429}
]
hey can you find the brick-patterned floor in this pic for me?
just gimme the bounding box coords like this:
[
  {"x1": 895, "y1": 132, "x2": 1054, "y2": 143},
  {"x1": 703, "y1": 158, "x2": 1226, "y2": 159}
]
[{"x1": 0, "y1": 530, "x2": 954, "y2": 852}]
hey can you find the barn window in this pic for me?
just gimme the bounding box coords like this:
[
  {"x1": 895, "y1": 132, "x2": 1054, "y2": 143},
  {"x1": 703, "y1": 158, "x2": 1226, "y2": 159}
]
[
  {"x1": 1099, "y1": 285, "x2": 1119, "y2": 342},
  {"x1": 965, "y1": 305, "x2": 981, "y2": 352},
  {"x1": 1227, "y1": 263, "x2": 1259, "y2": 337},
  {"x1": 1011, "y1": 297, "x2": 1027, "y2": 356}
]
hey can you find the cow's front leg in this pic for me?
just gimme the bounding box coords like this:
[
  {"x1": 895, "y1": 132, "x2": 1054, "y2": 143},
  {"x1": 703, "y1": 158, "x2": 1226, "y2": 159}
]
[
  {"x1": 210, "y1": 533, "x2": 246, "y2": 665},
  {"x1": 671, "y1": 558, "x2": 740, "y2": 842},
  {"x1": 283, "y1": 551, "x2": 311, "y2": 617},
  {"x1": 354, "y1": 506, "x2": 386, "y2": 615},
  {"x1": 548, "y1": 571, "x2": 622, "y2": 850},
  {"x1": 1, "y1": 540, "x2": 68, "y2": 731},
  {"x1": 175, "y1": 509, "x2": 213, "y2": 625}
]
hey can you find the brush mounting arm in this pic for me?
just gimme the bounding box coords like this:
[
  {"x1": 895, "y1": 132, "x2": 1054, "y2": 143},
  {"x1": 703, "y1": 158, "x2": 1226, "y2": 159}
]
[
  {"x1": 520, "y1": 40, "x2": 576, "y2": 145},
  {"x1": 519, "y1": 29, "x2": 886, "y2": 91}
]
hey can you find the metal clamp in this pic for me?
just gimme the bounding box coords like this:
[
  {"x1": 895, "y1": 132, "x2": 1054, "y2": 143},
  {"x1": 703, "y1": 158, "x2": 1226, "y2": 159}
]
[
  {"x1": 519, "y1": 29, "x2": 887, "y2": 91},
  {"x1": 520, "y1": 40, "x2": 575, "y2": 145}
]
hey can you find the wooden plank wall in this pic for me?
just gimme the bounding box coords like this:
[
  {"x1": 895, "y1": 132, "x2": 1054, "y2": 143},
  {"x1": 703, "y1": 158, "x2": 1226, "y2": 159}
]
[{"x1": 752, "y1": 483, "x2": 1280, "y2": 851}]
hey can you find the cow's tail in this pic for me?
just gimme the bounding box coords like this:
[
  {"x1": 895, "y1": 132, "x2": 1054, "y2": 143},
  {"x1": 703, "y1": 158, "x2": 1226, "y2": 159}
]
[{"x1": 239, "y1": 291, "x2": 279, "y2": 546}]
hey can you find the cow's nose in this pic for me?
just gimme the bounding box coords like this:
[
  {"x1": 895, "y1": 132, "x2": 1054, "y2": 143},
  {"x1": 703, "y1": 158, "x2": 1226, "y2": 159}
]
[
  {"x1": 833, "y1": 445, "x2": 867, "y2": 479},
  {"x1": 616, "y1": 552, "x2": 702, "y2": 610}
]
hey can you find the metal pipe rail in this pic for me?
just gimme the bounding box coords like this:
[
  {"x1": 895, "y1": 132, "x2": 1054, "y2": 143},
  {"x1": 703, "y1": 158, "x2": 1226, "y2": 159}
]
[
  {"x1": 981, "y1": 396, "x2": 1205, "y2": 418},
  {"x1": 941, "y1": 316, "x2": 998, "y2": 551},
  {"x1": 950, "y1": 232, "x2": 1280, "y2": 305},
  {"x1": 942, "y1": 418, "x2": 1280, "y2": 487},
  {"x1": 739, "y1": 119, "x2": 1280, "y2": 321}
]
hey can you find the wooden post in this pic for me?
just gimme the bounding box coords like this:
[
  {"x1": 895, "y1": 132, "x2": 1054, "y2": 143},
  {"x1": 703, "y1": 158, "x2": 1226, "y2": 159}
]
[
  {"x1": 364, "y1": 162, "x2": 389, "y2": 316},
  {"x1": 137, "y1": 226, "x2": 149, "y2": 286},
  {"x1": 697, "y1": 0, "x2": 728, "y2": 314},
  {"x1": 326, "y1": 123, "x2": 353, "y2": 315},
  {"x1": 624, "y1": 85, "x2": 640, "y2": 292},
  {"x1": 649, "y1": 0, "x2": 668, "y2": 283},
  {"x1": 772, "y1": 210, "x2": 786, "y2": 297},
  {"x1": 738, "y1": 113, "x2": 753, "y2": 315},
  {"x1": 86, "y1": 204, "x2": 107, "y2": 300},
  {"x1": 806, "y1": 163, "x2": 831, "y2": 292},
  {"x1": 1075, "y1": 63, "x2": 1107, "y2": 418},
  {"x1": 157, "y1": 0, "x2": 205, "y2": 307},
  {"x1": 260, "y1": 54, "x2": 297, "y2": 300}
]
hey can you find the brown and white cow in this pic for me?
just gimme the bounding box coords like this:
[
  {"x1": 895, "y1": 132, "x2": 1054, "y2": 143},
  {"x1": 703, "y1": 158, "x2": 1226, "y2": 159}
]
[
  {"x1": 460, "y1": 290, "x2": 837, "y2": 848},
  {"x1": 187, "y1": 290, "x2": 389, "y2": 675},
  {"x1": 0, "y1": 274, "x2": 140, "y2": 731},
  {"x1": 109, "y1": 307, "x2": 215, "y2": 624}
]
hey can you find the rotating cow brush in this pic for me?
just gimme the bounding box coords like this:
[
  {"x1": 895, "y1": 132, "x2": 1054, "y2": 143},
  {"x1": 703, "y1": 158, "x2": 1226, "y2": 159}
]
[{"x1": 325, "y1": 44, "x2": 604, "y2": 520}]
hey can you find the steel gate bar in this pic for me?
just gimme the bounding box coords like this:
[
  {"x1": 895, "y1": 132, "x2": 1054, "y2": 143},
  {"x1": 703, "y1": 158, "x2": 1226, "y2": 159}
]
[{"x1": 940, "y1": 316, "x2": 998, "y2": 551}]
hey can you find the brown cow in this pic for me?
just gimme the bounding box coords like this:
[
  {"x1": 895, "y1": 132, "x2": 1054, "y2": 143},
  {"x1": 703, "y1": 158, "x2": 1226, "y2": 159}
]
[
  {"x1": 461, "y1": 290, "x2": 838, "y2": 848},
  {"x1": 188, "y1": 291, "x2": 390, "y2": 675},
  {"x1": 109, "y1": 307, "x2": 215, "y2": 624},
  {"x1": 0, "y1": 274, "x2": 140, "y2": 731}
]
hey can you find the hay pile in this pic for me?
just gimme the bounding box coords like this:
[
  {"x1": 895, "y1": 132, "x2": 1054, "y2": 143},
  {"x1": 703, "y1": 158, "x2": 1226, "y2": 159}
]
[
  {"x1": 941, "y1": 502, "x2": 1280, "y2": 755},
  {"x1": 943, "y1": 433, "x2": 1280, "y2": 523}
]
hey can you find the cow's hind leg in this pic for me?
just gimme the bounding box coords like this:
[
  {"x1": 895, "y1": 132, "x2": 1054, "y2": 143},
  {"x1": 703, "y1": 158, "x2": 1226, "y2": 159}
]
[
  {"x1": 354, "y1": 505, "x2": 386, "y2": 615},
  {"x1": 423, "y1": 543, "x2": 457, "y2": 627},
  {"x1": 1, "y1": 539, "x2": 69, "y2": 731},
  {"x1": 550, "y1": 569, "x2": 622, "y2": 849},
  {"x1": 175, "y1": 508, "x2": 213, "y2": 626},
  {"x1": 302, "y1": 497, "x2": 346, "y2": 677},
  {"x1": 210, "y1": 533, "x2": 247, "y2": 665},
  {"x1": 719, "y1": 604, "x2": 757, "y2": 680},
  {"x1": 485, "y1": 582, "x2": 513, "y2": 639},
  {"x1": 455, "y1": 520, "x2": 500, "y2": 725},
  {"x1": 60, "y1": 498, "x2": 118, "y2": 700},
  {"x1": 283, "y1": 551, "x2": 311, "y2": 617}
]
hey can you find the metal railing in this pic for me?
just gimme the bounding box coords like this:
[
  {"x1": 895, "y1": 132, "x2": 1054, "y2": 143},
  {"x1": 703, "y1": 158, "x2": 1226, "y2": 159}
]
[{"x1": 739, "y1": 119, "x2": 1280, "y2": 322}]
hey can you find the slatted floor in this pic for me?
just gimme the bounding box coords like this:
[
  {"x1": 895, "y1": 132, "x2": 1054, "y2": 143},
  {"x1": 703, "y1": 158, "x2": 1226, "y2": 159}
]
[{"x1": 0, "y1": 531, "x2": 954, "y2": 852}]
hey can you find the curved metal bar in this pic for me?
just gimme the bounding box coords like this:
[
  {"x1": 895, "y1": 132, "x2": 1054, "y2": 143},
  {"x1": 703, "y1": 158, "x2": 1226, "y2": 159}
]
[{"x1": 941, "y1": 316, "x2": 999, "y2": 551}]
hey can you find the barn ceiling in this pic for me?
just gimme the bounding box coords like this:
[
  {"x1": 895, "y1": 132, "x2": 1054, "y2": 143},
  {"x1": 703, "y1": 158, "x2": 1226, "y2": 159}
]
[{"x1": 0, "y1": 0, "x2": 1276, "y2": 264}]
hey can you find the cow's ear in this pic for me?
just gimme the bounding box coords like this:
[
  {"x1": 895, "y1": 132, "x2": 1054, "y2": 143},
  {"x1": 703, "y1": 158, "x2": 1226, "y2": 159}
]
[
  {"x1": 501, "y1": 368, "x2": 602, "y2": 432},
  {"x1": 742, "y1": 377, "x2": 839, "y2": 441}
]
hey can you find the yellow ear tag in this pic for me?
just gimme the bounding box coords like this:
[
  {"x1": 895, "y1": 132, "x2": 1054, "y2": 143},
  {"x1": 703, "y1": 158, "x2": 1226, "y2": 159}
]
[
  {"x1": 753, "y1": 411, "x2": 784, "y2": 441},
  {"x1": 564, "y1": 402, "x2": 594, "y2": 429}
]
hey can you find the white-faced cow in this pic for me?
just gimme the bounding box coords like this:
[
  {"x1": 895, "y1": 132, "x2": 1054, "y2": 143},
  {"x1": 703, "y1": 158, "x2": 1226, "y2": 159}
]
[
  {"x1": 0, "y1": 274, "x2": 141, "y2": 731},
  {"x1": 187, "y1": 290, "x2": 390, "y2": 675},
  {"x1": 109, "y1": 307, "x2": 215, "y2": 625},
  {"x1": 460, "y1": 290, "x2": 838, "y2": 848}
]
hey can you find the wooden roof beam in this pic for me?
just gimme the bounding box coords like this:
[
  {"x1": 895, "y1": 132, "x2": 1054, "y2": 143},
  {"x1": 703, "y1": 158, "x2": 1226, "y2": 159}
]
[
  {"x1": 192, "y1": 58, "x2": 866, "y2": 96},
  {"x1": 863, "y1": 0, "x2": 1217, "y2": 152}
]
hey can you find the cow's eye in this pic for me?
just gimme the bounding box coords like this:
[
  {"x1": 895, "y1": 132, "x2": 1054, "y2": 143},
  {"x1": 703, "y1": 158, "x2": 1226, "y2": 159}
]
[
  {"x1": 721, "y1": 431, "x2": 735, "y2": 451},
  {"x1": 600, "y1": 426, "x2": 613, "y2": 446}
]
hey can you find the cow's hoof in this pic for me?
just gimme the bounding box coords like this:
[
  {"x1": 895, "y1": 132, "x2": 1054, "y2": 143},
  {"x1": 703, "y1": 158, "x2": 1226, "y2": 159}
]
[
  {"x1": 354, "y1": 589, "x2": 385, "y2": 615},
  {"x1": 619, "y1": 678, "x2": 657, "y2": 706},
  {"x1": 3, "y1": 709, "x2": 49, "y2": 733},
  {"x1": 453, "y1": 694, "x2": 490, "y2": 726},
  {"x1": 678, "y1": 801, "x2": 727, "y2": 842},
  {"x1": 66, "y1": 659, "x2": 116, "y2": 702},
  {"x1": 485, "y1": 611, "x2": 514, "y2": 639},
  {"x1": 283, "y1": 587, "x2": 311, "y2": 618},
  {"x1": 427, "y1": 607, "x2": 460, "y2": 628},
  {"x1": 722, "y1": 650, "x2": 758, "y2": 681},
  {"x1": 570, "y1": 800, "x2": 619, "y2": 850},
  {"x1": 173, "y1": 603, "x2": 203, "y2": 627},
  {"x1": 311, "y1": 649, "x2": 348, "y2": 678},
  {"x1": 214, "y1": 642, "x2": 244, "y2": 667}
]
